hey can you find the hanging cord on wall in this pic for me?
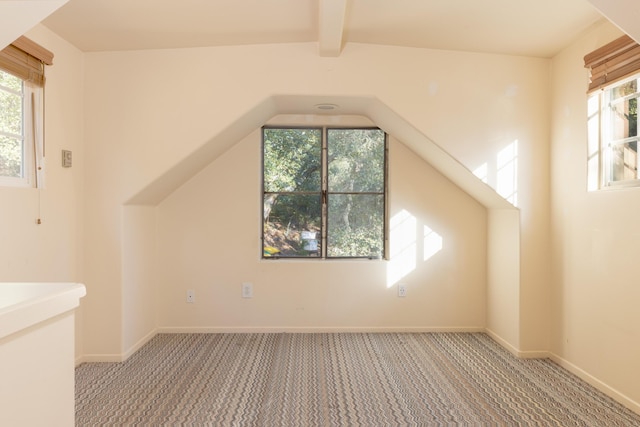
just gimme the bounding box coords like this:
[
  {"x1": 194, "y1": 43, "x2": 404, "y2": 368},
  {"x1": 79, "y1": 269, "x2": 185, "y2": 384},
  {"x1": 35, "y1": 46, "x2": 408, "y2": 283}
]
[{"x1": 32, "y1": 90, "x2": 43, "y2": 225}]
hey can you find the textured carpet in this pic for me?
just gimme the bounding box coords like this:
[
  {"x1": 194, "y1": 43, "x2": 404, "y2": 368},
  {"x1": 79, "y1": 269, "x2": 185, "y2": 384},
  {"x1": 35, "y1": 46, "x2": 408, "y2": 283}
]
[{"x1": 76, "y1": 333, "x2": 640, "y2": 426}]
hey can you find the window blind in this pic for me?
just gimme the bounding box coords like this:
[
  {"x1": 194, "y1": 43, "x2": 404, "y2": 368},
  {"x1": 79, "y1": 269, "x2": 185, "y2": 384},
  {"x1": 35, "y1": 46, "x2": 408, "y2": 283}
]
[
  {"x1": 0, "y1": 36, "x2": 53, "y2": 87},
  {"x1": 584, "y1": 35, "x2": 640, "y2": 93}
]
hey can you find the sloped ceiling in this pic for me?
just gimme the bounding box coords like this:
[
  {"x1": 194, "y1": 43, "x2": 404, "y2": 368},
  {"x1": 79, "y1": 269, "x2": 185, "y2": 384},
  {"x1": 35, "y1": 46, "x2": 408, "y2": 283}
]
[
  {"x1": 0, "y1": 0, "x2": 68, "y2": 49},
  {"x1": 42, "y1": 0, "x2": 603, "y2": 58},
  {"x1": 586, "y1": 0, "x2": 640, "y2": 43},
  {"x1": 126, "y1": 94, "x2": 512, "y2": 209}
]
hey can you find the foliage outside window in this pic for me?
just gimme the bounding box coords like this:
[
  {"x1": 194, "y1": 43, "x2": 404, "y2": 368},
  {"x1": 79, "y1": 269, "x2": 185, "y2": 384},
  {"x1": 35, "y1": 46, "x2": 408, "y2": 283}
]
[
  {"x1": 0, "y1": 70, "x2": 25, "y2": 181},
  {"x1": 262, "y1": 127, "x2": 387, "y2": 259},
  {"x1": 0, "y1": 69, "x2": 42, "y2": 187},
  {"x1": 588, "y1": 74, "x2": 640, "y2": 189},
  {"x1": 0, "y1": 37, "x2": 50, "y2": 188}
]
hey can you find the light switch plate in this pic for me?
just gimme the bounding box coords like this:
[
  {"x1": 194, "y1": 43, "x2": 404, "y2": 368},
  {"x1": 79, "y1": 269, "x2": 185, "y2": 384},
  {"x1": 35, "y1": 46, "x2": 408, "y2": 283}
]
[{"x1": 62, "y1": 150, "x2": 72, "y2": 168}]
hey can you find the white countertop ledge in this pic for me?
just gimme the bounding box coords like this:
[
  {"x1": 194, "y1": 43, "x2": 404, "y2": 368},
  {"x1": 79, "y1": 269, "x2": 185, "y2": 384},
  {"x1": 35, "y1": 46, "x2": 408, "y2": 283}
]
[{"x1": 0, "y1": 282, "x2": 86, "y2": 340}]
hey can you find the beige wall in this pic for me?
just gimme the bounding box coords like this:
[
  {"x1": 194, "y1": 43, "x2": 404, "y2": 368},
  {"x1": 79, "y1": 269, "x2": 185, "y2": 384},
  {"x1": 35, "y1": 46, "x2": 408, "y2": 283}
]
[
  {"x1": 4, "y1": 21, "x2": 551, "y2": 379},
  {"x1": 156, "y1": 118, "x2": 487, "y2": 331},
  {"x1": 82, "y1": 41, "x2": 551, "y2": 359},
  {"x1": 0, "y1": 25, "x2": 85, "y2": 354},
  {"x1": 550, "y1": 20, "x2": 640, "y2": 409},
  {"x1": 2, "y1": 9, "x2": 638, "y2": 413},
  {"x1": 0, "y1": 25, "x2": 83, "y2": 282}
]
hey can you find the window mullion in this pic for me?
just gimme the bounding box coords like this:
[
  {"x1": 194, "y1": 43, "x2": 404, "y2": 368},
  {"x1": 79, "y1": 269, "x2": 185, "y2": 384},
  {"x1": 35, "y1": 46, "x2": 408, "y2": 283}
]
[
  {"x1": 321, "y1": 131, "x2": 328, "y2": 258},
  {"x1": 262, "y1": 126, "x2": 386, "y2": 258}
]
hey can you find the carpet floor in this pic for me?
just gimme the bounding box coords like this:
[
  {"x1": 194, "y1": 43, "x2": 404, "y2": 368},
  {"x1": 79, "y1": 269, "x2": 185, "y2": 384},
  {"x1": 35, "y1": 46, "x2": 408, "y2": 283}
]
[{"x1": 76, "y1": 333, "x2": 640, "y2": 426}]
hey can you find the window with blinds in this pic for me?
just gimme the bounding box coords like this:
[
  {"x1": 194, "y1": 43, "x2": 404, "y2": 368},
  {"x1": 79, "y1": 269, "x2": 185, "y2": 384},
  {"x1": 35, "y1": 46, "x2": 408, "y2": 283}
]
[
  {"x1": 0, "y1": 37, "x2": 52, "y2": 187},
  {"x1": 585, "y1": 35, "x2": 640, "y2": 189}
]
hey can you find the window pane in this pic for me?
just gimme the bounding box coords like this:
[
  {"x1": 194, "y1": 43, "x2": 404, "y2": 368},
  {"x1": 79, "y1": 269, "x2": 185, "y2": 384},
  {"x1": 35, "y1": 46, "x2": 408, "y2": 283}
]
[
  {"x1": 327, "y1": 194, "x2": 384, "y2": 258},
  {"x1": 611, "y1": 79, "x2": 637, "y2": 100},
  {"x1": 328, "y1": 128, "x2": 385, "y2": 193},
  {"x1": 263, "y1": 194, "x2": 321, "y2": 257},
  {"x1": 610, "y1": 97, "x2": 638, "y2": 140},
  {"x1": 0, "y1": 82, "x2": 22, "y2": 136},
  {"x1": 0, "y1": 70, "x2": 22, "y2": 92},
  {"x1": 0, "y1": 134, "x2": 22, "y2": 178},
  {"x1": 263, "y1": 128, "x2": 321, "y2": 192},
  {"x1": 0, "y1": 70, "x2": 24, "y2": 180},
  {"x1": 609, "y1": 141, "x2": 638, "y2": 182}
]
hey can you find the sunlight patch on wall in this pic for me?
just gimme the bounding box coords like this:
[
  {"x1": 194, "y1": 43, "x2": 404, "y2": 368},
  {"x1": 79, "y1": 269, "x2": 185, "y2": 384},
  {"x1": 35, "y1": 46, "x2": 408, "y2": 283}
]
[
  {"x1": 473, "y1": 163, "x2": 488, "y2": 183},
  {"x1": 473, "y1": 140, "x2": 519, "y2": 207},
  {"x1": 497, "y1": 140, "x2": 518, "y2": 207},
  {"x1": 387, "y1": 209, "x2": 443, "y2": 288},
  {"x1": 423, "y1": 225, "x2": 443, "y2": 262},
  {"x1": 387, "y1": 209, "x2": 416, "y2": 287}
]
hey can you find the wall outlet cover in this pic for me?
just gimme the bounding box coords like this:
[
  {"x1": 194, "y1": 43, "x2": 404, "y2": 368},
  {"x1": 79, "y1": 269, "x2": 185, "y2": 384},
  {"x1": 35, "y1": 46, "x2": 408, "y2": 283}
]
[
  {"x1": 242, "y1": 282, "x2": 253, "y2": 298},
  {"x1": 398, "y1": 284, "x2": 407, "y2": 297},
  {"x1": 186, "y1": 289, "x2": 195, "y2": 303}
]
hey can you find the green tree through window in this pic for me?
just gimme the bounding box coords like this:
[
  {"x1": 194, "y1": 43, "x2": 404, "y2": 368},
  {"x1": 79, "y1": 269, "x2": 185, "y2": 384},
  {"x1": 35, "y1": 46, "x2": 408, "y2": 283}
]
[
  {"x1": 263, "y1": 127, "x2": 387, "y2": 259},
  {"x1": 0, "y1": 70, "x2": 24, "y2": 178}
]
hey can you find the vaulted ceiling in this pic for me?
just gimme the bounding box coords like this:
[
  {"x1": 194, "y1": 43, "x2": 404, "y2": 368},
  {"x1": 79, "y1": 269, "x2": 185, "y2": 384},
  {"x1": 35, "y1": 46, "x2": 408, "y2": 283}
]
[{"x1": 41, "y1": 0, "x2": 605, "y2": 58}]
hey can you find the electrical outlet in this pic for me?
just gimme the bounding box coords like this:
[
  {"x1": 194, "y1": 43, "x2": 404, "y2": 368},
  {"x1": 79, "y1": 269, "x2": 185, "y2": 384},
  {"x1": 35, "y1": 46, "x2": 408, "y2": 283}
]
[
  {"x1": 398, "y1": 284, "x2": 407, "y2": 297},
  {"x1": 242, "y1": 282, "x2": 253, "y2": 298},
  {"x1": 186, "y1": 290, "x2": 195, "y2": 303}
]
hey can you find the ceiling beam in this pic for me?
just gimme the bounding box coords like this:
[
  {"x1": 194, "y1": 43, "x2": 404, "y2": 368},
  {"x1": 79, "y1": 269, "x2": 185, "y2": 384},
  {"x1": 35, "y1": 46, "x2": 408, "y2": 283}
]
[{"x1": 318, "y1": 0, "x2": 347, "y2": 57}]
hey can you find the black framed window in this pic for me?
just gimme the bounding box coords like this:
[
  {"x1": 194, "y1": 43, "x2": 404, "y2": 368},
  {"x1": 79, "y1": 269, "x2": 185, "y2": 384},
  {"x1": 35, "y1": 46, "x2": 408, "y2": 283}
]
[{"x1": 262, "y1": 126, "x2": 387, "y2": 259}]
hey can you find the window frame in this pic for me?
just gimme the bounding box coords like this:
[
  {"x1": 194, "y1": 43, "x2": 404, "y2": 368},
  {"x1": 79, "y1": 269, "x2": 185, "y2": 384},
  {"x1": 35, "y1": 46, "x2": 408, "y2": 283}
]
[
  {"x1": 588, "y1": 73, "x2": 640, "y2": 190},
  {"x1": 261, "y1": 125, "x2": 388, "y2": 260},
  {"x1": 0, "y1": 70, "x2": 38, "y2": 188},
  {"x1": 0, "y1": 37, "x2": 50, "y2": 189}
]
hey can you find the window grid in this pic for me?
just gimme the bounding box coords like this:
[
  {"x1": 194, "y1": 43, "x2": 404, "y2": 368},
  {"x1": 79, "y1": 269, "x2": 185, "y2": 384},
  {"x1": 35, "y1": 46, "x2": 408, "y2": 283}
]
[
  {"x1": 0, "y1": 70, "x2": 26, "y2": 184},
  {"x1": 262, "y1": 126, "x2": 387, "y2": 259},
  {"x1": 589, "y1": 75, "x2": 640, "y2": 189}
]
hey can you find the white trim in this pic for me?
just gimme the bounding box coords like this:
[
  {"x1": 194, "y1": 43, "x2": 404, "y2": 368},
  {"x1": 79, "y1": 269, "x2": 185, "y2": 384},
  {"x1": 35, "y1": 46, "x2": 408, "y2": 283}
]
[
  {"x1": 76, "y1": 354, "x2": 125, "y2": 364},
  {"x1": 157, "y1": 326, "x2": 486, "y2": 334},
  {"x1": 485, "y1": 328, "x2": 550, "y2": 359},
  {"x1": 76, "y1": 329, "x2": 158, "y2": 364},
  {"x1": 549, "y1": 353, "x2": 640, "y2": 415},
  {"x1": 122, "y1": 329, "x2": 157, "y2": 360},
  {"x1": 75, "y1": 327, "x2": 485, "y2": 363}
]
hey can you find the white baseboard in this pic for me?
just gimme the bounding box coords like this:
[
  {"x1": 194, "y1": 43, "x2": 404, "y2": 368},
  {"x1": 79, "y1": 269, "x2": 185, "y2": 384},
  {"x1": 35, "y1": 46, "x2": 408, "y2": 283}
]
[
  {"x1": 75, "y1": 329, "x2": 157, "y2": 364},
  {"x1": 77, "y1": 327, "x2": 485, "y2": 363},
  {"x1": 122, "y1": 329, "x2": 157, "y2": 360},
  {"x1": 485, "y1": 328, "x2": 550, "y2": 359},
  {"x1": 549, "y1": 353, "x2": 640, "y2": 415},
  {"x1": 76, "y1": 354, "x2": 124, "y2": 364},
  {"x1": 157, "y1": 326, "x2": 486, "y2": 334}
]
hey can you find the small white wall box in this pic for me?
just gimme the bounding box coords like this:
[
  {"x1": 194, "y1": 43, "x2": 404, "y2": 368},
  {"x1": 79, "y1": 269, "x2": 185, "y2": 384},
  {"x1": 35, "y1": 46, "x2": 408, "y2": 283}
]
[
  {"x1": 301, "y1": 231, "x2": 318, "y2": 251},
  {"x1": 62, "y1": 150, "x2": 72, "y2": 168}
]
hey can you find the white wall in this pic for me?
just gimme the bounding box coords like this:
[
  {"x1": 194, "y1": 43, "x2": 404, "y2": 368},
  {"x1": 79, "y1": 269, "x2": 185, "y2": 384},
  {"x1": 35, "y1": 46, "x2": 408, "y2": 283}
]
[
  {"x1": 550, "y1": 20, "x2": 640, "y2": 409},
  {"x1": 155, "y1": 117, "x2": 487, "y2": 331},
  {"x1": 0, "y1": 25, "x2": 84, "y2": 356},
  {"x1": 486, "y1": 208, "x2": 521, "y2": 350},
  {"x1": 83, "y1": 42, "x2": 551, "y2": 359},
  {"x1": 3, "y1": 11, "x2": 638, "y2": 414},
  {"x1": 0, "y1": 0, "x2": 68, "y2": 50},
  {"x1": 121, "y1": 205, "x2": 157, "y2": 356}
]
